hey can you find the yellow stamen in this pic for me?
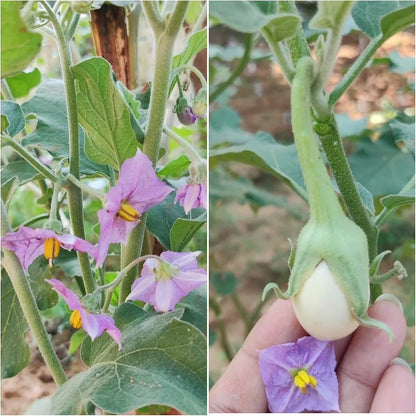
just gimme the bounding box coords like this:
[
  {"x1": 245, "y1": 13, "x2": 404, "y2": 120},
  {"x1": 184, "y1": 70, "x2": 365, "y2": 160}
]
[
  {"x1": 117, "y1": 202, "x2": 140, "y2": 222},
  {"x1": 44, "y1": 238, "x2": 60, "y2": 267},
  {"x1": 70, "y1": 310, "x2": 82, "y2": 329},
  {"x1": 293, "y1": 369, "x2": 318, "y2": 395}
]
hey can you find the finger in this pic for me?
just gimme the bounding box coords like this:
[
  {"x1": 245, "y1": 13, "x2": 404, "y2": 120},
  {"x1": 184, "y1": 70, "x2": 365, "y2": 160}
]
[
  {"x1": 337, "y1": 300, "x2": 407, "y2": 412},
  {"x1": 370, "y1": 360, "x2": 415, "y2": 413},
  {"x1": 209, "y1": 299, "x2": 306, "y2": 413}
]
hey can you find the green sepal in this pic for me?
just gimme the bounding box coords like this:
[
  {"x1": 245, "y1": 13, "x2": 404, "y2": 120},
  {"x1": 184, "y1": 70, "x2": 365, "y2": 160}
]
[
  {"x1": 287, "y1": 237, "x2": 296, "y2": 271},
  {"x1": 356, "y1": 314, "x2": 395, "y2": 343},
  {"x1": 369, "y1": 250, "x2": 391, "y2": 277},
  {"x1": 262, "y1": 282, "x2": 291, "y2": 302}
]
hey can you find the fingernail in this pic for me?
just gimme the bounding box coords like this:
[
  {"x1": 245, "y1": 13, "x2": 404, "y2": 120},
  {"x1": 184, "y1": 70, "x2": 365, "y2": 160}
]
[
  {"x1": 389, "y1": 357, "x2": 412, "y2": 370},
  {"x1": 374, "y1": 293, "x2": 403, "y2": 313}
]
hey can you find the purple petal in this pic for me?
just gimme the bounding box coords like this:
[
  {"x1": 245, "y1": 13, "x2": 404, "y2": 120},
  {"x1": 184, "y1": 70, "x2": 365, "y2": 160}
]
[
  {"x1": 126, "y1": 276, "x2": 157, "y2": 302},
  {"x1": 96, "y1": 207, "x2": 138, "y2": 267},
  {"x1": 1, "y1": 227, "x2": 55, "y2": 272},
  {"x1": 155, "y1": 279, "x2": 177, "y2": 312},
  {"x1": 45, "y1": 279, "x2": 83, "y2": 310},
  {"x1": 183, "y1": 184, "x2": 200, "y2": 214},
  {"x1": 160, "y1": 251, "x2": 201, "y2": 269},
  {"x1": 117, "y1": 149, "x2": 173, "y2": 213},
  {"x1": 172, "y1": 270, "x2": 207, "y2": 294},
  {"x1": 259, "y1": 336, "x2": 339, "y2": 413},
  {"x1": 56, "y1": 234, "x2": 97, "y2": 260}
]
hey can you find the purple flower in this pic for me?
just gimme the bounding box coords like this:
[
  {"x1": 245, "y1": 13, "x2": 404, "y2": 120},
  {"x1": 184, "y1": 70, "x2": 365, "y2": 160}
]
[
  {"x1": 175, "y1": 180, "x2": 207, "y2": 214},
  {"x1": 177, "y1": 107, "x2": 199, "y2": 125},
  {"x1": 1, "y1": 226, "x2": 97, "y2": 273},
  {"x1": 259, "y1": 336, "x2": 339, "y2": 413},
  {"x1": 96, "y1": 149, "x2": 173, "y2": 267},
  {"x1": 126, "y1": 251, "x2": 206, "y2": 312},
  {"x1": 46, "y1": 278, "x2": 122, "y2": 350}
]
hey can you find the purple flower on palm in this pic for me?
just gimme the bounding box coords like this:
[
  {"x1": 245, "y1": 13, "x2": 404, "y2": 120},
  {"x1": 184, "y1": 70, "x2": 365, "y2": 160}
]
[
  {"x1": 46, "y1": 278, "x2": 122, "y2": 350},
  {"x1": 126, "y1": 251, "x2": 206, "y2": 312},
  {"x1": 259, "y1": 336, "x2": 339, "y2": 413},
  {"x1": 175, "y1": 180, "x2": 207, "y2": 214},
  {"x1": 1, "y1": 226, "x2": 97, "y2": 273},
  {"x1": 96, "y1": 149, "x2": 173, "y2": 267}
]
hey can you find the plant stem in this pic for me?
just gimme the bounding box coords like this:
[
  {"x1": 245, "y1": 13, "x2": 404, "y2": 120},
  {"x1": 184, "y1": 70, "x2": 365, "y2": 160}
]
[
  {"x1": 16, "y1": 213, "x2": 50, "y2": 229},
  {"x1": 328, "y1": 35, "x2": 384, "y2": 108},
  {"x1": 291, "y1": 57, "x2": 343, "y2": 223},
  {"x1": 119, "y1": 1, "x2": 189, "y2": 303},
  {"x1": 41, "y1": 1, "x2": 95, "y2": 293},
  {"x1": 1, "y1": 135, "x2": 60, "y2": 183},
  {"x1": 314, "y1": 115, "x2": 378, "y2": 259},
  {"x1": 279, "y1": 1, "x2": 311, "y2": 65},
  {"x1": 175, "y1": 64, "x2": 207, "y2": 90},
  {"x1": 1, "y1": 201, "x2": 67, "y2": 386},
  {"x1": 209, "y1": 33, "x2": 253, "y2": 102},
  {"x1": 127, "y1": 4, "x2": 141, "y2": 89},
  {"x1": 163, "y1": 126, "x2": 204, "y2": 163},
  {"x1": 261, "y1": 30, "x2": 294, "y2": 83}
]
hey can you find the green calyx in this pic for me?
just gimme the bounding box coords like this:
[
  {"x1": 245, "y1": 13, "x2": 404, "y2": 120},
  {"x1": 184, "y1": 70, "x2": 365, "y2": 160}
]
[{"x1": 263, "y1": 57, "x2": 394, "y2": 341}]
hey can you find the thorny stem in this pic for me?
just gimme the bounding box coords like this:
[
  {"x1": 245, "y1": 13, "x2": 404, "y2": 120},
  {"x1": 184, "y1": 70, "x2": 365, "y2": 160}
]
[
  {"x1": 163, "y1": 126, "x2": 205, "y2": 164},
  {"x1": 1, "y1": 201, "x2": 68, "y2": 386},
  {"x1": 120, "y1": 1, "x2": 189, "y2": 303},
  {"x1": 209, "y1": 33, "x2": 253, "y2": 102},
  {"x1": 1, "y1": 135, "x2": 61, "y2": 183},
  {"x1": 41, "y1": 1, "x2": 95, "y2": 293}
]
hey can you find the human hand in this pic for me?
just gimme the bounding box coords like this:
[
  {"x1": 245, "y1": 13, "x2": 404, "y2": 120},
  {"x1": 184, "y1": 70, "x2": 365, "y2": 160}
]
[{"x1": 209, "y1": 297, "x2": 414, "y2": 413}]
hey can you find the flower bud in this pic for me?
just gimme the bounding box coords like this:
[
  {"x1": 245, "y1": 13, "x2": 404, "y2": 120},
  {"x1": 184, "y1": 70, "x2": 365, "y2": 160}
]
[{"x1": 71, "y1": 1, "x2": 94, "y2": 14}]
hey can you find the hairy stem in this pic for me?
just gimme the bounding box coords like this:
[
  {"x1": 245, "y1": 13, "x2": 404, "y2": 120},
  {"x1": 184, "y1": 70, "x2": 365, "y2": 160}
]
[
  {"x1": 41, "y1": 1, "x2": 95, "y2": 293},
  {"x1": 1, "y1": 201, "x2": 67, "y2": 386},
  {"x1": 209, "y1": 33, "x2": 253, "y2": 102},
  {"x1": 1, "y1": 135, "x2": 60, "y2": 183},
  {"x1": 119, "y1": 1, "x2": 189, "y2": 303},
  {"x1": 314, "y1": 116, "x2": 378, "y2": 259},
  {"x1": 329, "y1": 35, "x2": 384, "y2": 108}
]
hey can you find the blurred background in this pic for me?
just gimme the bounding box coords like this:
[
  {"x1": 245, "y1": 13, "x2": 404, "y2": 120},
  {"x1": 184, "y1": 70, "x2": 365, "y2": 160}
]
[{"x1": 209, "y1": 3, "x2": 415, "y2": 386}]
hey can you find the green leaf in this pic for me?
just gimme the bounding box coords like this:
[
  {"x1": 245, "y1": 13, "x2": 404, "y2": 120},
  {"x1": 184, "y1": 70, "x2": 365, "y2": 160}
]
[
  {"x1": 176, "y1": 285, "x2": 207, "y2": 334},
  {"x1": 352, "y1": 1, "x2": 414, "y2": 39},
  {"x1": 158, "y1": 155, "x2": 191, "y2": 179},
  {"x1": 356, "y1": 182, "x2": 376, "y2": 215},
  {"x1": 54, "y1": 250, "x2": 83, "y2": 278},
  {"x1": 69, "y1": 329, "x2": 87, "y2": 355},
  {"x1": 27, "y1": 257, "x2": 58, "y2": 311},
  {"x1": 210, "y1": 1, "x2": 299, "y2": 35},
  {"x1": 1, "y1": 2, "x2": 42, "y2": 77},
  {"x1": 170, "y1": 213, "x2": 207, "y2": 252},
  {"x1": 72, "y1": 57, "x2": 138, "y2": 170},
  {"x1": 6, "y1": 68, "x2": 42, "y2": 98},
  {"x1": 1, "y1": 177, "x2": 18, "y2": 205},
  {"x1": 1, "y1": 100, "x2": 25, "y2": 137},
  {"x1": 309, "y1": 1, "x2": 354, "y2": 30},
  {"x1": 249, "y1": 1, "x2": 278, "y2": 14},
  {"x1": 348, "y1": 130, "x2": 414, "y2": 196},
  {"x1": 380, "y1": 3, "x2": 415, "y2": 39},
  {"x1": 380, "y1": 176, "x2": 415, "y2": 211},
  {"x1": 116, "y1": 80, "x2": 145, "y2": 142},
  {"x1": 210, "y1": 167, "x2": 304, "y2": 218},
  {"x1": 172, "y1": 30, "x2": 207, "y2": 69},
  {"x1": 210, "y1": 131, "x2": 306, "y2": 200},
  {"x1": 211, "y1": 271, "x2": 239, "y2": 296},
  {"x1": 1, "y1": 268, "x2": 30, "y2": 378},
  {"x1": 24, "y1": 397, "x2": 53, "y2": 415},
  {"x1": 262, "y1": 14, "x2": 302, "y2": 43},
  {"x1": 21, "y1": 79, "x2": 112, "y2": 177},
  {"x1": 389, "y1": 113, "x2": 415, "y2": 155},
  {"x1": 1, "y1": 160, "x2": 41, "y2": 185},
  {"x1": 50, "y1": 304, "x2": 206, "y2": 415},
  {"x1": 147, "y1": 193, "x2": 205, "y2": 250}
]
